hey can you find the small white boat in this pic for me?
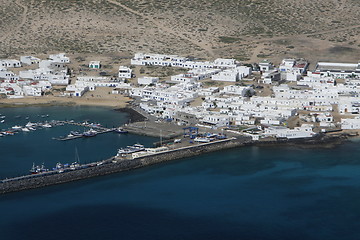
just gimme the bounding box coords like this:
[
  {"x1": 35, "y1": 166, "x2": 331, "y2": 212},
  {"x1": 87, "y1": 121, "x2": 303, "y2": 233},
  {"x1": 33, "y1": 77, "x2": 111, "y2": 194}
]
[
  {"x1": 0, "y1": 120, "x2": 4, "y2": 123},
  {"x1": 12, "y1": 125, "x2": 22, "y2": 130},
  {"x1": 21, "y1": 128, "x2": 30, "y2": 132},
  {"x1": 28, "y1": 127, "x2": 36, "y2": 131},
  {"x1": 194, "y1": 137, "x2": 211, "y2": 143},
  {"x1": 42, "y1": 123, "x2": 52, "y2": 128},
  {"x1": 25, "y1": 122, "x2": 35, "y2": 127}
]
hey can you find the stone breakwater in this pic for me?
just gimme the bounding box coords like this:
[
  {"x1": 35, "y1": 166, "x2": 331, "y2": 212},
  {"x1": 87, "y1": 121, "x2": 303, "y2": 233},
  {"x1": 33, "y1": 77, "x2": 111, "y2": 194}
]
[
  {"x1": 0, "y1": 137, "x2": 251, "y2": 194},
  {"x1": 0, "y1": 133, "x2": 349, "y2": 195}
]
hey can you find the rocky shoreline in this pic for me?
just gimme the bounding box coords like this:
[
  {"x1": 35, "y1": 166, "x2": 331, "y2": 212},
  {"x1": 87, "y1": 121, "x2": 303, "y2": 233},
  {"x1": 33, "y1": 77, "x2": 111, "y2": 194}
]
[{"x1": 114, "y1": 107, "x2": 147, "y2": 123}]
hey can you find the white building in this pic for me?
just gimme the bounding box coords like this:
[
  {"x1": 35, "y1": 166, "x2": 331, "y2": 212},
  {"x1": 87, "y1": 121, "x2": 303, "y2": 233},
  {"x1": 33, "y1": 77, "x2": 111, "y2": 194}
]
[
  {"x1": 264, "y1": 124, "x2": 316, "y2": 139},
  {"x1": 0, "y1": 59, "x2": 21, "y2": 68},
  {"x1": 23, "y1": 85, "x2": 42, "y2": 96},
  {"x1": 89, "y1": 61, "x2": 100, "y2": 69},
  {"x1": 138, "y1": 77, "x2": 159, "y2": 85},
  {"x1": 315, "y1": 62, "x2": 360, "y2": 78},
  {"x1": 20, "y1": 56, "x2": 41, "y2": 65},
  {"x1": 118, "y1": 66, "x2": 132, "y2": 79},
  {"x1": 49, "y1": 53, "x2": 70, "y2": 63},
  {"x1": 341, "y1": 118, "x2": 360, "y2": 129},
  {"x1": 259, "y1": 60, "x2": 274, "y2": 72}
]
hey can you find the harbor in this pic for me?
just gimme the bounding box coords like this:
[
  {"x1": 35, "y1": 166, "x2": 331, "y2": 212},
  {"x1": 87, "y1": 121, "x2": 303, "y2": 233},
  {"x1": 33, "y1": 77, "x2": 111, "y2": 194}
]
[
  {"x1": 0, "y1": 136, "x2": 251, "y2": 194},
  {"x1": 0, "y1": 128, "x2": 349, "y2": 194}
]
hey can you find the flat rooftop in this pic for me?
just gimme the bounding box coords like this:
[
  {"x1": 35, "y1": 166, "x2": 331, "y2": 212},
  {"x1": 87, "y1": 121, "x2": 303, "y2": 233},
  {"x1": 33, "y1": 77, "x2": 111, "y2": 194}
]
[{"x1": 315, "y1": 62, "x2": 360, "y2": 72}]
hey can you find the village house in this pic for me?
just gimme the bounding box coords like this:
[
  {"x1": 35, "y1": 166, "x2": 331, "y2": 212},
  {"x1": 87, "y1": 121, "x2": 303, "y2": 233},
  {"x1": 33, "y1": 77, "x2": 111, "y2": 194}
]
[
  {"x1": 138, "y1": 77, "x2": 159, "y2": 85},
  {"x1": 118, "y1": 66, "x2": 132, "y2": 79},
  {"x1": 49, "y1": 53, "x2": 70, "y2": 63},
  {"x1": 20, "y1": 56, "x2": 41, "y2": 65},
  {"x1": 0, "y1": 59, "x2": 21, "y2": 68},
  {"x1": 89, "y1": 61, "x2": 101, "y2": 69}
]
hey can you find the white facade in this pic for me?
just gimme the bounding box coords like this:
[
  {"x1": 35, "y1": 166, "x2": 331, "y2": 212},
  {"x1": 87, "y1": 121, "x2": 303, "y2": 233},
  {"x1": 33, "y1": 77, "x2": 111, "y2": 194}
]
[
  {"x1": 118, "y1": 66, "x2": 132, "y2": 79},
  {"x1": 49, "y1": 53, "x2": 70, "y2": 63},
  {"x1": 138, "y1": 77, "x2": 159, "y2": 85},
  {"x1": 89, "y1": 61, "x2": 100, "y2": 69},
  {"x1": 341, "y1": 118, "x2": 360, "y2": 129},
  {"x1": 264, "y1": 124, "x2": 315, "y2": 139},
  {"x1": 0, "y1": 59, "x2": 21, "y2": 68},
  {"x1": 20, "y1": 56, "x2": 41, "y2": 65}
]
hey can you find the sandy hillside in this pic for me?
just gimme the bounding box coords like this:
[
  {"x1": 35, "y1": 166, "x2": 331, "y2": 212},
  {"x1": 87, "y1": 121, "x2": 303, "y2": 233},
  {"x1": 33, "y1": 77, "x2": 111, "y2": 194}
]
[{"x1": 0, "y1": 0, "x2": 359, "y2": 66}]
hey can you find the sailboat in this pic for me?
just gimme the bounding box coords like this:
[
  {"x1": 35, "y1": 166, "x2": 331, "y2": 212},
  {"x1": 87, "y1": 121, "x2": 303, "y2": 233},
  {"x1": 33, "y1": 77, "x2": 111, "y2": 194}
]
[{"x1": 70, "y1": 147, "x2": 81, "y2": 170}]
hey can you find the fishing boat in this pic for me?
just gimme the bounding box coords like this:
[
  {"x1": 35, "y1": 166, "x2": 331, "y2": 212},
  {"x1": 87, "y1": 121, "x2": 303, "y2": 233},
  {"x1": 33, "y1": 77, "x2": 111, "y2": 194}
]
[
  {"x1": 42, "y1": 123, "x2": 52, "y2": 128},
  {"x1": 70, "y1": 131, "x2": 82, "y2": 136},
  {"x1": 25, "y1": 122, "x2": 35, "y2": 127},
  {"x1": 30, "y1": 163, "x2": 48, "y2": 174},
  {"x1": 83, "y1": 129, "x2": 97, "y2": 137},
  {"x1": 12, "y1": 125, "x2": 22, "y2": 130},
  {"x1": 114, "y1": 127, "x2": 128, "y2": 134},
  {"x1": 193, "y1": 137, "x2": 211, "y2": 143},
  {"x1": 117, "y1": 144, "x2": 145, "y2": 155}
]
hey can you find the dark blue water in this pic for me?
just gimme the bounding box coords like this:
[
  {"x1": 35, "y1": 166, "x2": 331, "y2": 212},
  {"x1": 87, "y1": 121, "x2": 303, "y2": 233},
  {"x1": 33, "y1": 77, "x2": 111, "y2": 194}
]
[
  {"x1": 1, "y1": 106, "x2": 360, "y2": 240},
  {"x1": 0, "y1": 106, "x2": 155, "y2": 178}
]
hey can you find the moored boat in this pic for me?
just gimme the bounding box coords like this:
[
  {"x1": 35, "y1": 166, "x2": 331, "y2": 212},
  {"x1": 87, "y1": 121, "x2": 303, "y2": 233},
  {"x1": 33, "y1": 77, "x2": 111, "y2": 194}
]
[
  {"x1": 83, "y1": 129, "x2": 97, "y2": 137},
  {"x1": 114, "y1": 127, "x2": 128, "y2": 134}
]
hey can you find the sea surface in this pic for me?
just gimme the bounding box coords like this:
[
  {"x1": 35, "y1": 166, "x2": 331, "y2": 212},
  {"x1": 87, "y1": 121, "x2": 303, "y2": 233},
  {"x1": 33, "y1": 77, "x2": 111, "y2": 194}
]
[{"x1": 1, "y1": 106, "x2": 360, "y2": 240}]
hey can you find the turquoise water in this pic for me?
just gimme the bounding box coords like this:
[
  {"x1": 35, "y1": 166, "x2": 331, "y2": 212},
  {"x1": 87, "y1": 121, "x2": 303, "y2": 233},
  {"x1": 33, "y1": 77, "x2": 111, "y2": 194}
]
[{"x1": 1, "y1": 106, "x2": 360, "y2": 240}]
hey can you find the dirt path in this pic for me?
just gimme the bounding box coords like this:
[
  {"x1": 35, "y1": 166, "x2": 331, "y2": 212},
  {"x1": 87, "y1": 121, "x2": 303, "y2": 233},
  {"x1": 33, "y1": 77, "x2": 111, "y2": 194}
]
[
  {"x1": 0, "y1": 0, "x2": 28, "y2": 42},
  {"x1": 106, "y1": 0, "x2": 214, "y2": 57},
  {"x1": 249, "y1": 43, "x2": 266, "y2": 63}
]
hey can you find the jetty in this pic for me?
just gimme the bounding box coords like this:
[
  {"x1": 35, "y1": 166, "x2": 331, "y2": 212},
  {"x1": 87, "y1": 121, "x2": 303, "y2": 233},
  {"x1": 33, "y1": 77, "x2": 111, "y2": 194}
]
[
  {"x1": 53, "y1": 121, "x2": 116, "y2": 141},
  {"x1": 0, "y1": 136, "x2": 251, "y2": 194},
  {"x1": 0, "y1": 131, "x2": 350, "y2": 195}
]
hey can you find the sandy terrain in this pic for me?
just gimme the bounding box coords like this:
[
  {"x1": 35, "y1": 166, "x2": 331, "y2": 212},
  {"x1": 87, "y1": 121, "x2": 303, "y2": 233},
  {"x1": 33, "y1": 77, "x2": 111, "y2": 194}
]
[
  {"x1": 0, "y1": 0, "x2": 359, "y2": 66},
  {"x1": 0, "y1": 87, "x2": 132, "y2": 108}
]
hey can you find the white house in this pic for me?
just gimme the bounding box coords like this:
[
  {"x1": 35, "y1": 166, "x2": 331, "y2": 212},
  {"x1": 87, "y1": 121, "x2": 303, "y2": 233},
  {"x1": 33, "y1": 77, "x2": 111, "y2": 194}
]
[
  {"x1": 212, "y1": 69, "x2": 238, "y2": 82},
  {"x1": 89, "y1": 61, "x2": 100, "y2": 69},
  {"x1": 341, "y1": 118, "x2": 360, "y2": 129},
  {"x1": 259, "y1": 60, "x2": 274, "y2": 72},
  {"x1": 23, "y1": 85, "x2": 42, "y2": 96},
  {"x1": 0, "y1": 59, "x2": 21, "y2": 68},
  {"x1": 49, "y1": 53, "x2": 70, "y2": 63},
  {"x1": 20, "y1": 56, "x2": 41, "y2": 65},
  {"x1": 263, "y1": 124, "x2": 315, "y2": 139},
  {"x1": 65, "y1": 82, "x2": 89, "y2": 97},
  {"x1": 118, "y1": 66, "x2": 132, "y2": 79},
  {"x1": 138, "y1": 77, "x2": 159, "y2": 85}
]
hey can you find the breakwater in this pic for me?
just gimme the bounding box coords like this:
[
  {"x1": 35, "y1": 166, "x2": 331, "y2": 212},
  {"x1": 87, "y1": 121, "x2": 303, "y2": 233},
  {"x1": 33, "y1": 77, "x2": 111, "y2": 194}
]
[
  {"x1": 0, "y1": 133, "x2": 350, "y2": 195},
  {"x1": 0, "y1": 137, "x2": 251, "y2": 194}
]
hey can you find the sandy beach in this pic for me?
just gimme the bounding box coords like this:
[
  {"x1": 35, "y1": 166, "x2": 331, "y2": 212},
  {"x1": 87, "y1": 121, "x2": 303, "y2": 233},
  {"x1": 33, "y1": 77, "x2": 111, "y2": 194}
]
[{"x1": 0, "y1": 87, "x2": 132, "y2": 108}]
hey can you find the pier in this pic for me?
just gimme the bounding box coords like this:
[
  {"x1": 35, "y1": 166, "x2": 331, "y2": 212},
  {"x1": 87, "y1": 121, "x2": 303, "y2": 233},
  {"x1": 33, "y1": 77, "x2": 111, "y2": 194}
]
[
  {"x1": 0, "y1": 136, "x2": 252, "y2": 194},
  {"x1": 53, "y1": 121, "x2": 117, "y2": 141}
]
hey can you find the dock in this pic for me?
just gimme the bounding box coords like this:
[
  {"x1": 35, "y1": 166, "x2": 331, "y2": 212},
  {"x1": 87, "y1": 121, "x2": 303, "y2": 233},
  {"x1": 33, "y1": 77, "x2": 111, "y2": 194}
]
[{"x1": 53, "y1": 121, "x2": 116, "y2": 141}]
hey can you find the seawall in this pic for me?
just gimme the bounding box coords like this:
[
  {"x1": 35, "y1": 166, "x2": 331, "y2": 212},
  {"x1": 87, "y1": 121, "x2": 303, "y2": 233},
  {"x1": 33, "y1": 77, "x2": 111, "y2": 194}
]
[
  {"x1": 0, "y1": 133, "x2": 349, "y2": 195},
  {"x1": 0, "y1": 137, "x2": 250, "y2": 194}
]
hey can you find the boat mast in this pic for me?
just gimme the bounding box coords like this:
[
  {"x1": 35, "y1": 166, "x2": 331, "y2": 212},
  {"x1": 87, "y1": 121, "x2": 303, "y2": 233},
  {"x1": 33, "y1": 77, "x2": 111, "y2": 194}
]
[{"x1": 75, "y1": 146, "x2": 80, "y2": 164}]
